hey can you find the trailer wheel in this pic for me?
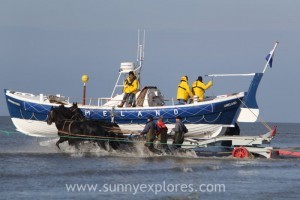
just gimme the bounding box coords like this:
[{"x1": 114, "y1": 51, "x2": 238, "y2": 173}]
[{"x1": 232, "y1": 147, "x2": 250, "y2": 158}]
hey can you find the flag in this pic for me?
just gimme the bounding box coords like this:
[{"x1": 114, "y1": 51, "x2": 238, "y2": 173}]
[
  {"x1": 265, "y1": 49, "x2": 274, "y2": 68},
  {"x1": 262, "y1": 42, "x2": 278, "y2": 73}
]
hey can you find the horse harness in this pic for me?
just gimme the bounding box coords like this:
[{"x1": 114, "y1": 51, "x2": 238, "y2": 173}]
[{"x1": 58, "y1": 120, "x2": 74, "y2": 136}]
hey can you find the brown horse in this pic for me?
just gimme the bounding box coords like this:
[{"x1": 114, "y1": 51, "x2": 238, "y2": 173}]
[{"x1": 47, "y1": 104, "x2": 129, "y2": 150}]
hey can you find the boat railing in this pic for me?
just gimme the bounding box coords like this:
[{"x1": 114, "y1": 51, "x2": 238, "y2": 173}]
[
  {"x1": 40, "y1": 94, "x2": 114, "y2": 107},
  {"x1": 163, "y1": 96, "x2": 218, "y2": 106},
  {"x1": 43, "y1": 93, "x2": 219, "y2": 107},
  {"x1": 163, "y1": 98, "x2": 175, "y2": 106}
]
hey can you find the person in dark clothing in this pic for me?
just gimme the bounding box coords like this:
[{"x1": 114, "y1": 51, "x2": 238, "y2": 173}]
[
  {"x1": 172, "y1": 116, "x2": 188, "y2": 149},
  {"x1": 156, "y1": 116, "x2": 169, "y2": 151},
  {"x1": 140, "y1": 116, "x2": 160, "y2": 153}
]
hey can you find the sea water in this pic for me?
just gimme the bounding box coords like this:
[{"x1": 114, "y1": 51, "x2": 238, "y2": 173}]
[{"x1": 0, "y1": 116, "x2": 300, "y2": 200}]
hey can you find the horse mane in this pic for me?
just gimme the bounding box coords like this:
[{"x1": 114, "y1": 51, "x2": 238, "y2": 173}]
[{"x1": 69, "y1": 102, "x2": 85, "y2": 120}]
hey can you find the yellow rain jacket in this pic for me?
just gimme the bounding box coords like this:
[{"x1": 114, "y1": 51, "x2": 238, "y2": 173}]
[
  {"x1": 192, "y1": 80, "x2": 213, "y2": 101},
  {"x1": 123, "y1": 76, "x2": 138, "y2": 94},
  {"x1": 177, "y1": 76, "x2": 193, "y2": 101}
]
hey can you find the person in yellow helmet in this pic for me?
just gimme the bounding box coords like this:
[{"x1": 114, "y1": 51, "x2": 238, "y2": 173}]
[
  {"x1": 118, "y1": 71, "x2": 138, "y2": 107},
  {"x1": 192, "y1": 76, "x2": 213, "y2": 101},
  {"x1": 176, "y1": 76, "x2": 194, "y2": 104}
]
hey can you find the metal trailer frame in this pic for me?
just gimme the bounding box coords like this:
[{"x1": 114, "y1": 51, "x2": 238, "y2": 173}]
[{"x1": 180, "y1": 127, "x2": 277, "y2": 158}]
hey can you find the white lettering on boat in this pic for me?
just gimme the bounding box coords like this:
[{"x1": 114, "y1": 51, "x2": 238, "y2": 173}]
[
  {"x1": 174, "y1": 109, "x2": 178, "y2": 115},
  {"x1": 138, "y1": 111, "x2": 142, "y2": 117},
  {"x1": 103, "y1": 111, "x2": 107, "y2": 117},
  {"x1": 155, "y1": 110, "x2": 160, "y2": 116},
  {"x1": 224, "y1": 101, "x2": 237, "y2": 108},
  {"x1": 120, "y1": 111, "x2": 125, "y2": 117},
  {"x1": 85, "y1": 110, "x2": 90, "y2": 117}
]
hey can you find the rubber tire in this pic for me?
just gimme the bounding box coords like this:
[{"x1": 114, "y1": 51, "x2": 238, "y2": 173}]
[{"x1": 232, "y1": 147, "x2": 250, "y2": 158}]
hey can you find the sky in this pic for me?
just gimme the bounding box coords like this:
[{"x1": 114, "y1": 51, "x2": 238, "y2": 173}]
[{"x1": 0, "y1": 0, "x2": 299, "y2": 123}]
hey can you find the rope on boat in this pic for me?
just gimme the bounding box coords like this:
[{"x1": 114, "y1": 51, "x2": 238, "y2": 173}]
[{"x1": 236, "y1": 96, "x2": 272, "y2": 131}]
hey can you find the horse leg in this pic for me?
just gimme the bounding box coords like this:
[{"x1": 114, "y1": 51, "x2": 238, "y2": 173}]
[
  {"x1": 109, "y1": 140, "x2": 120, "y2": 150},
  {"x1": 56, "y1": 137, "x2": 68, "y2": 149},
  {"x1": 68, "y1": 139, "x2": 81, "y2": 150},
  {"x1": 97, "y1": 141, "x2": 107, "y2": 150},
  {"x1": 74, "y1": 141, "x2": 81, "y2": 150}
]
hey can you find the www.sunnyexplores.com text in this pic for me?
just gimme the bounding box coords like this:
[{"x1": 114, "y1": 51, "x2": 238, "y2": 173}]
[{"x1": 65, "y1": 181, "x2": 226, "y2": 195}]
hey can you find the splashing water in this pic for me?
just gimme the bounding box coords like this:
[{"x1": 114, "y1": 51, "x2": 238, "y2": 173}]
[{"x1": 37, "y1": 137, "x2": 198, "y2": 159}]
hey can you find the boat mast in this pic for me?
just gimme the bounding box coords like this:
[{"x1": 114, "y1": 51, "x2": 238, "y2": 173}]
[
  {"x1": 136, "y1": 29, "x2": 145, "y2": 89},
  {"x1": 110, "y1": 30, "x2": 145, "y2": 98}
]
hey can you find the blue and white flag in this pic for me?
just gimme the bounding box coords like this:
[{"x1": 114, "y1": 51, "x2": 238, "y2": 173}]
[
  {"x1": 262, "y1": 42, "x2": 278, "y2": 73},
  {"x1": 265, "y1": 49, "x2": 274, "y2": 68}
]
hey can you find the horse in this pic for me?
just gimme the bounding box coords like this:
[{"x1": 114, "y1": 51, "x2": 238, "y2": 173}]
[
  {"x1": 46, "y1": 103, "x2": 84, "y2": 148},
  {"x1": 68, "y1": 102, "x2": 85, "y2": 121},
  {"x1": 47, "y1": 104, "x2": 130, "y2": 150},
  {"x1": 67, "y1": 103, "x2": 125, "y2": 146}
]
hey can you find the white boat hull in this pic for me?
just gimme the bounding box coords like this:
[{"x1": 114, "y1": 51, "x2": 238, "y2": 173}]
[{"x1": 11, "y1": 117, "x2": 225, "y2": 138}]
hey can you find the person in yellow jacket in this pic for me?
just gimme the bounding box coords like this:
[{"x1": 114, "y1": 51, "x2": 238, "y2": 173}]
[
  {"x1": 192, "y1": 76, "x2": 213, "y2": 101},
  {"x1": 118, "y1": 71, "x2": 138, "y2": 107},
  {"x1": 177, "y1": 76, "x2": 194, "y2": 104}
]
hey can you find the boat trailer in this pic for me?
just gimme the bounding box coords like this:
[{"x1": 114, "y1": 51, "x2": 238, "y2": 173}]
[
  {"x1": 179, "y1": 127, "x2": 300, "y2": 159},
  {"x1": 49, "y1": 123, "x2": 300, "y2": 159}
]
